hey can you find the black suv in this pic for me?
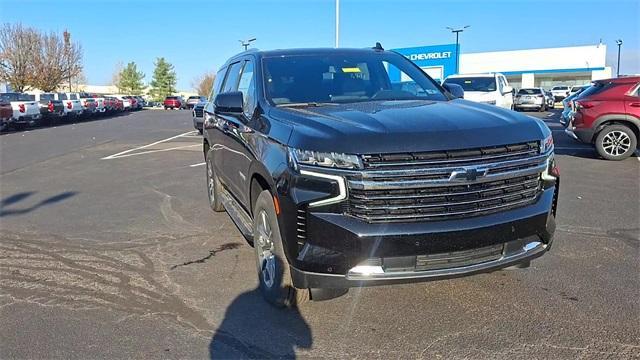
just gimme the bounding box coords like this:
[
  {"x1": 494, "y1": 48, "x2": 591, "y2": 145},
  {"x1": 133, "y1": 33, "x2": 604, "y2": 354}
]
[{"x1": 202, "y1": 47, "x2": 559, "y2": 307}]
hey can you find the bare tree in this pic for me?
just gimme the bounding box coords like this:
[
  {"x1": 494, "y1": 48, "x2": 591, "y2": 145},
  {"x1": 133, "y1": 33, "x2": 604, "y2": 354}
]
[
  {"x1": 32, "y1": 29, "x2": 82, "y2": 92},
  {"x1": 69, "y1": 70, "x2": 86, "y2": 92},
  {"x1": 0, "y1": 23, "x2": 40, "y2": 92},
  {"x1": 0, "y1": 24, "x2": 83, "y2": 92},
  {"x1": 192, "y1": 72, "x2": 215, "y2": 96},
  {"x1": 111, "y1": 61, "x2": 123, "y2": 88}
]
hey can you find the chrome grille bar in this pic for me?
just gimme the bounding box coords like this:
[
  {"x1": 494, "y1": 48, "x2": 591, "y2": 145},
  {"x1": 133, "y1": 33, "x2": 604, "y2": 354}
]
[
  {"x1": 349, "y1": 162, "x2": 546, "y2": 190},
  {"x1": 347, "y1": 142, "x2": 549, "y2": 223},
  {"x1": 351, "y1": 187, "x2": 539, "y2": 211},
  {"x1": 351, "y1": 196, "x2": 538, "y2": 223}
]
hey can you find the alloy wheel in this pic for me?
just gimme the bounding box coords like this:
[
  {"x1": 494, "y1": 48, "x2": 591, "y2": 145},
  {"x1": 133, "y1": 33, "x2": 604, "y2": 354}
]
[
  {"x1": 256, "y1": 210, "x2": 276, "y2": 288},
  {"x1": 602, "y1": 131, "x2": 631, "y2": 157}
]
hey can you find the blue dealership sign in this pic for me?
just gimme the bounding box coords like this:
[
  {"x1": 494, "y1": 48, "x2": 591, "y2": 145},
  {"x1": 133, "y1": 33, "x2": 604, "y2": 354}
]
[{"x1": 390, "y1": 44, "x2": 458, "y2": 82}]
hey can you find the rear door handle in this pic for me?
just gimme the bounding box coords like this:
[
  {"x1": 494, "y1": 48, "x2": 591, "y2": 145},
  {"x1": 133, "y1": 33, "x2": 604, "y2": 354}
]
[{"x1": 629, "y1": 102, "x2": 640, "y2": 107}]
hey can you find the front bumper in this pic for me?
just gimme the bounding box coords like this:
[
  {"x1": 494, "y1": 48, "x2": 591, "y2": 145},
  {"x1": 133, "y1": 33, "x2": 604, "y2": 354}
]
[
  {"x1": 287, "y1": 184, "x2": 557, "y2": 289},
  {"x1": 292, "y1": 236, "x2": 548, "y2": 288}
]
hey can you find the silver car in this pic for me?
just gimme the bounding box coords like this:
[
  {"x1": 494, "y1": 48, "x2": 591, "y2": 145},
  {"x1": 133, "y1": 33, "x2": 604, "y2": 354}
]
[{"x1": 186, "y1": 95, "x2": 206, "y2": 110}]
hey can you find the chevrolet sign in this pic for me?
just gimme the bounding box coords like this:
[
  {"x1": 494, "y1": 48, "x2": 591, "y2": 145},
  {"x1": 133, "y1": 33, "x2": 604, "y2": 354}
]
[{"x1": 407, "y1": 52, "x2": 452, "y2": 61}]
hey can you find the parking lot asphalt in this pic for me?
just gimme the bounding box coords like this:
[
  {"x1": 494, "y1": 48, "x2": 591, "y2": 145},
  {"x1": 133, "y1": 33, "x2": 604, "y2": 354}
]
[{"x1": 1, "y1": 109, "x2": 638, "y2": 359}]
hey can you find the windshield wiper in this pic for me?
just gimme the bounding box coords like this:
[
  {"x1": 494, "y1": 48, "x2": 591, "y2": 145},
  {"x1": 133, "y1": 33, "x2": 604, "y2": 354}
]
[{"x1": 277, "y1": 102, "x2": 339, "y2": 108}]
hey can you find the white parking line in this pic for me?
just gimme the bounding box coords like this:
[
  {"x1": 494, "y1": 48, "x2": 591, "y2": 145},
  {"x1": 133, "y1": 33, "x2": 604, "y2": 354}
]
[
  {"x1": 103, "y1": 144, "x2": 200, "y2": 159},
  {"x1": 190, "y1": 162, "x2": 206, "y2": 167},
  {"x1": 102, "y1": 131, "x2": 198, "y2": 160}
]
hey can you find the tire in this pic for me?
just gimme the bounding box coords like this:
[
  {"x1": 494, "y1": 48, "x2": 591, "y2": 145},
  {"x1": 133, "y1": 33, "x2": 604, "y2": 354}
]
[
  {"x1": 595, "y1": 124, "x2": 637, "y2": 160},
  {"x1": 253, "y1": 190, "x2": 310, "y2": 308},
  {"x1": 538, "y1": 104, "x2": 546, "y2": 112},
  {"x1": 205, "y1": 152, "x2": 225, "y2": 212},
  {"x1": 164, "y1": 107, "x2": 168, "y2": 110}
]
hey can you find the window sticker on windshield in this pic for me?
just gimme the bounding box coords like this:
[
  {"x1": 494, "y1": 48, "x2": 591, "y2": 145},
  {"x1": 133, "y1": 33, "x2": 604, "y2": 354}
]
[
  {"x1": 464, "y1": 80, "x2": 472, "y2": 84},
  {"x1": 341, "y1": 67, "x2": 361, "y2": 73}
]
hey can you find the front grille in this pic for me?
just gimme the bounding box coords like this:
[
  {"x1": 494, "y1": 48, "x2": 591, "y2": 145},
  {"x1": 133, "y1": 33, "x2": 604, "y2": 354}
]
[
  {"x1": 194, "y1": 107, "x2": 204, "y2": 117},
  {"x1": 362, "y1": 142, "x2": 540, "y2": 169},
  {"x1": 349, "y1": 174, "x2": 541, "y2": 222},
  {"x1": 347, "y1": 142, "x2": 546, "y2": 223}
]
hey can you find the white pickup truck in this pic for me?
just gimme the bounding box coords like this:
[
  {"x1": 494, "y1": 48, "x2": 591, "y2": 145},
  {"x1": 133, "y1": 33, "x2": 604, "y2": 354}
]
[
  {"x1": 55, "y1": 92, "x2": 83, "y2": 118},
  {"x1": 0, "y1": 92, "x2": 42, "y2": 128}
]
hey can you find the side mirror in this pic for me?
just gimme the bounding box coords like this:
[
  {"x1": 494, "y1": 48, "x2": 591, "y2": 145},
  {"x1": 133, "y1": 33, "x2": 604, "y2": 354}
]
[
  {"x1": 214, "y1": 91, "x2": 243, "y2": 114},
  {"x1": 443, "y1": 83, "x2": 464, "y2": 99},
  {"x1": 503, "y1": 85, "x2": 513, "y2": 95}
]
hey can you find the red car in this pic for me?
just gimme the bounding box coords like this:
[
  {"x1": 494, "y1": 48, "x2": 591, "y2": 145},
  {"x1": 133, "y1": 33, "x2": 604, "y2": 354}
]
[
  {"x1": 163, "y1": 96, "x2": 184, "y2": 110},
  {"x1": 566, "y1": 76, "x2": 640, "y2": 160},
  {"x1": 113, "y1": 98, "x2": 124, "y2": 111}
]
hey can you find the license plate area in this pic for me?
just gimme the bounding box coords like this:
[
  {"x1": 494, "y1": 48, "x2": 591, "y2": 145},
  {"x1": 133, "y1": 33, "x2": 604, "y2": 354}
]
[{"x1": 382, "y1": 243, "x2": 505, "y2": 272}]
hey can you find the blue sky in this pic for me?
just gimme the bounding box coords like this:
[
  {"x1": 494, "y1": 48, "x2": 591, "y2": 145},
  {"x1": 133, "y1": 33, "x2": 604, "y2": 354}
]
[{"x1": 2, "y1": 0, "x2": 638, "y2": 90}]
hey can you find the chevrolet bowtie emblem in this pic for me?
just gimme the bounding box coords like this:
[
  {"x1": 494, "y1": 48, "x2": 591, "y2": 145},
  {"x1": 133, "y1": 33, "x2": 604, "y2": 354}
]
[{"x1": 449, "y1": 167, "x2": 488, "y2": 181}]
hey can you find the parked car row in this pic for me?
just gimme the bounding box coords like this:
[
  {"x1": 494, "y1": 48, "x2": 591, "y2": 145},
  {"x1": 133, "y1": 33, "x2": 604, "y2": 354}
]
[
  {"x1": 565, "y1": 76, "x2": 640, "y2": 160},
  {"x1": 0, "y1": 92, "x2": 146, "y2": 131},
  {"x1": 441, "y1": 73, "x2": 592, "y2": 112}
]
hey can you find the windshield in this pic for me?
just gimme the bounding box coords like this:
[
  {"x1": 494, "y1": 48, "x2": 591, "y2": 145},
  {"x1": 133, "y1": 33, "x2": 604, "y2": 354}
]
[
  {"x1": 262, "y1": 52, "x2": 447, "y2": 105},
  {"x1": 444, "y1": 77, "x2": 496, "y2": 92}
]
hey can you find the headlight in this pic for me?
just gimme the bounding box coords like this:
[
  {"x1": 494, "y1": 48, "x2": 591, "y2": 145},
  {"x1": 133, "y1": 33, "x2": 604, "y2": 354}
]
[
  {"x1": 540, "y1": 134, "x2": 554, "y2": 153},
  {"x1": 289, "y1": 148, "x2": 362, "y2": 169}
]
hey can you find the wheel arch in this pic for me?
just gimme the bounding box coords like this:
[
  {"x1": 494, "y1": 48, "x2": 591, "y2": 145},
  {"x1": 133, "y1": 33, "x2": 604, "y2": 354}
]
[{"x1": 593, "y1": 114, "x2": 640, "y2": 146}]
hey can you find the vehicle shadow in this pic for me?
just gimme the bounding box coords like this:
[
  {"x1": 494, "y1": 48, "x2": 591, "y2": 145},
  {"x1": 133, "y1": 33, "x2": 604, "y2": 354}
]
[
  {"x1": 209, "y1": 288, "x2": 312, "y2": 359},
  {"x1": 0, "y1": 191, "x2": 77, "y2": 217}
]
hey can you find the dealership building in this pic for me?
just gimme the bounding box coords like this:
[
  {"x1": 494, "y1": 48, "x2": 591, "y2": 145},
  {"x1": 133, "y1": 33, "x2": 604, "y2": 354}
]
[{"x1": 391, "y1": 43, "x2": 612, "y2": 89}]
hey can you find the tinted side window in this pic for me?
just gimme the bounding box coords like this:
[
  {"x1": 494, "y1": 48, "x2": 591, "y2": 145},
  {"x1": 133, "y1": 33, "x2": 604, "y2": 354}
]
[
  {"x1": 577, "y1": 83, "x2": 612, "y2": 99},
  {"x1": 222, "y1": 62, "x2": 243, "y2": 93},
  {"x1": 237, "y1": 60, "x2": 255, "y2": 114},
  {"x1": 209, "y1": 68, "x2": 227, "y2": 102}
]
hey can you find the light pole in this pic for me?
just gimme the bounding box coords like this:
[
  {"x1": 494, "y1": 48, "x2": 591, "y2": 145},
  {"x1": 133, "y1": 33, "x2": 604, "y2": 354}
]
[
  {"x1": 446, "y1": 25, "x2": 469, "y2": 74},
  {"x1": 239, "y1": 38, "x2": 256, "y2": 51},
  {"x1": 335, "y1": 0, "x2": 340, "y2": 48},
  {"x1": 615, "y1": 39, "x2": 623, "y2": 77}
]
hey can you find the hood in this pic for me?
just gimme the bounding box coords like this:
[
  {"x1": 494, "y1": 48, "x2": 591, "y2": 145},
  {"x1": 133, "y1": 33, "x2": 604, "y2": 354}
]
[{"x1": 270, "y1": 99, "x2": 549, "y2": 154}]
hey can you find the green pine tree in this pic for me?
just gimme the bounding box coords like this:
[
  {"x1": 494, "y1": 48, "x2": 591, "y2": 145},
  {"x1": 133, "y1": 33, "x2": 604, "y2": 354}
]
[
  {"x1": 116, "y1": 62, "x2": 145, "y2": 95},
  {"x1": 150, "y1": 57, "x2": 177, "y2": 101}
]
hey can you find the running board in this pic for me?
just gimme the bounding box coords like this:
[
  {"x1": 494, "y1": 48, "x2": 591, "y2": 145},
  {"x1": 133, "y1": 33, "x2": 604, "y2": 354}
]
[{"x1": 219, "y1": 189, "x2": 254, "y2": 241}]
